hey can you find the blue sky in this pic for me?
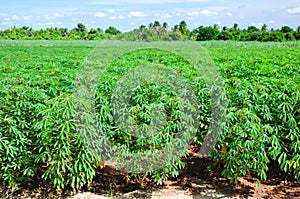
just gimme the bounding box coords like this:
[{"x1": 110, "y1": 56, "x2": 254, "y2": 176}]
[{"x1": 0, "y1": 0, "x2": 299, "y2": 32}]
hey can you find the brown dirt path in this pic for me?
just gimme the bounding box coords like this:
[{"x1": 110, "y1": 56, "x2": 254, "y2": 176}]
[{"x1": 1, "y1": 145, "x2": 299, "y2": 198}]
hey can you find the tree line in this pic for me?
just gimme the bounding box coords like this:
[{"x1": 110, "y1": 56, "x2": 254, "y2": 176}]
[
  {"x1": 0, "y1": 21, "x2": 299, "y2": 42},
  {"x1": 0, "y1": 23, "x2": 120, "y2": 40}
]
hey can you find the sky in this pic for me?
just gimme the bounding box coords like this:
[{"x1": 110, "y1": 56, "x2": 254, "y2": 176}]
[{"x1": 0, "y1": 0, "x2": 299, "y2": 32}]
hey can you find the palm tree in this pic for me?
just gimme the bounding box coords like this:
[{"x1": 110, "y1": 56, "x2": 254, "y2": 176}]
[
  {"x1": 153, "y1": 21, "x2": 161, "y2": 30},
  {"x1": 139, "y1": 25, "x2": 146, "y2": 32},
  {"x1": 161, "y1": 22, "x2": 168, "y2": 35},
  {"x1": 162, "y1": 22, "x2": 168, "y2": 30},
  {"x1": 148, "y1": 22, "x2": 153, "y2": 30},
  {"x1": 172, "y1": 24, "x2": 179, "y2": 32},
  {"x1": 179, "y1": 20, "x2": 188, "y2": 35},
  {"x1": 261, "y1": 24, "x2": 267, "y2": 32},
  {"x1": 233, "y1": 23, "x2": 239, "y2": 31}
]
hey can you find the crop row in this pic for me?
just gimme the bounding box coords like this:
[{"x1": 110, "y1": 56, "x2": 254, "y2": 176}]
[{"x1": 0, "y1": 41, "x2": 299, "y2": 191}]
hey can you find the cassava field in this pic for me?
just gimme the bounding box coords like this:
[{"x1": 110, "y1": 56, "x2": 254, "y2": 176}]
[{"x1": 0, "y1": 40, "x2": 299, "y2": 198}]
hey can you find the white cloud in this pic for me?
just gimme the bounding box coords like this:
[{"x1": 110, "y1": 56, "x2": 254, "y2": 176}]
[
  {"x1": 46, "y1": 22, "x2": 55, "y2": 25},
  {"x1": 188, "y1": 9, "x2": 217, "y2": 17},
  {"x1": 87, "y1": 1, "x2": 119, "y2": 5},
  {"x1": 22, "y1": 16, "x2": 32, "y2": 21},
  {"x1": 200, "y1": 9, "x2": 217, "y2": 16},
  {"x1": 128, "y1": 11, "x2": 147, "y2": 17},
  {"x1": 2, "y1": 0, "x2": 299, "y2": 32},
  {"x1": 43, "y1": 14, "x2": 64, "y2": 20},
  {"x1": 63, "y1": 8, "x2": 79, "y2": 11},
  {"x1": 89, "y1": 0, "x2": 210, "y2": 4},
  {"x1": 1, "y1": 22, "x2": 10, "y2": 25},
  {"x1": 154, "y1": 12, "x2": 172, "y2": 19},
  {"x1": 288, "y1": 6, "x2": 300, "y2": 14},
  {"x1": 110, "y1": 15, "x2": 125, "y2": 19},
  {"x1": 36, "y1": 23, "x2": 43, "y2": 26},
  {"x1": 12, "y1": 15, "x2": 20, "y2": 20},
  {"x1": 54, "y1": 13, "x2": 64, "y2": 18},
  {"x1": 269, "y1": 20, "x2": 275, "y2": 24},
  {"x1": 44, "y1": 15, "x2": 53, "y2": 20},
  {"x1": 95, "y1": 12, "x2": 106, "y2": 17},
  {"x1": 188, "y1": 10, "x2": 199, "y2": 16}
]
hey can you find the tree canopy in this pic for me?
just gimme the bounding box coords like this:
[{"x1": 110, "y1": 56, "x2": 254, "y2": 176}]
[{"x1": 0, "y1": 22, "x2": 299, "y2": 42}]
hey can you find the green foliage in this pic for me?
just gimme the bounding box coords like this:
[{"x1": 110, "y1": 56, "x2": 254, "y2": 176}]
[
  {"x1": 34, "y1": 93, "x2": 97, "y2": 190},
  {"x1": 195, "y1": 26, "x2": 219, "y2": 41},
  {"x1": 0, "y1": 22, "x2": 299, "y2": 42},
  {"x1": 0, "y1": 24, "x2": 119, "y2": 40},
  {"x1": 217, "y1": 31, "x2": 233, "y2": 40},
  {"x1": 0, "y1": 40, "x2": 300, "y2": 193},
  {"x1": 95, "y1": 48, "x2": 209, "y2": 184},
  {"x1": 116, "y1": 21, "x2": 300, "y2": 42},
  {"x1": 115, "y1": 21, "x2": 189, "y2": 41},
  {"x1": 206, "y1": 42, "x2": 300, "y2": 184},
  {"x1": 0, "y1": 43, "x2": 97, "y2": 190},
  {"x1": 105, "y1": 26, "x2": 121, "y2": 35},
  {"x1": 178, "y1": 21, "x2": 189, "y2": 35}
]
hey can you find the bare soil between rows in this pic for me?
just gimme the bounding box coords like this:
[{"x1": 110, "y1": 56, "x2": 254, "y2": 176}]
[{"x1": 1, "y1": 145, "x2": 299, "y2": 199}]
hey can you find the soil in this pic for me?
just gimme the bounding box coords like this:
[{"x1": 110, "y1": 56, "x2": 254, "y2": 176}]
[{"x1": 1, "y1": 144, "x2": 300, "y2": 199}]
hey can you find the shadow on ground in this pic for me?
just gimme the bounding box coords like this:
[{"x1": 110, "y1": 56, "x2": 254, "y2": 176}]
[{"x1": 1, "y1": 144, "x2": 299, "y2": 199}]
